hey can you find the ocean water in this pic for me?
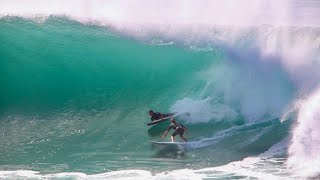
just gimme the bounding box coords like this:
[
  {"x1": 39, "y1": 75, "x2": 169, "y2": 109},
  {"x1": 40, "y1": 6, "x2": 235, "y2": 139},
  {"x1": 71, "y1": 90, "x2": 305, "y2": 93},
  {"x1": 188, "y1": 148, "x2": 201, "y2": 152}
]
[{"x1": 1, "y1": 1, "x2": 320, "y2": 179}]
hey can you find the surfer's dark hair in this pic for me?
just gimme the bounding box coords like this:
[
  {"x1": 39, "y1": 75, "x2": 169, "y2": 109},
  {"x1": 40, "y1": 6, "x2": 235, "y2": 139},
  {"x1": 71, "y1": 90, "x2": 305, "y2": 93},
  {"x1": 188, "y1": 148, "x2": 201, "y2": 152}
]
[{"x1": 149, "y1": 110, "x2": 154, "y2": 113}]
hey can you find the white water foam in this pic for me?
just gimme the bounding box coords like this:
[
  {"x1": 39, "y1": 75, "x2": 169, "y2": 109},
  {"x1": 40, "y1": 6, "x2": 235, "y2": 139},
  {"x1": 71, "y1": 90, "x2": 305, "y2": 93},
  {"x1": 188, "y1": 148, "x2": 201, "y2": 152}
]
[
  {"x1": 170, "y1": 97, "x2": 237, "y2": 124},
  {"x1": 195, "y1": 137, "x2": 298, "y2": 179},
  {"x1": 0, "y1": 169, "x2": 206, "y2": 180},
  {"x1": 287, "y1": 88, "x2": 320, "y2": 178},
  {"x1": 171, "y1": 46, "x2": 294, "y2": 123}
]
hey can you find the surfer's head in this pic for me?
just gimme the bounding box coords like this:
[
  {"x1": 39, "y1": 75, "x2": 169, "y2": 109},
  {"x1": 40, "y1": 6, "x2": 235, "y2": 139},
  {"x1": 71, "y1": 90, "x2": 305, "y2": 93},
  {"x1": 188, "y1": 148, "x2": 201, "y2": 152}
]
[
  {"x1": 170, "y1": 118, "x2": 176, "y2": 123},
  {"x1": 148, "y1": 110, "x2": 154, "y2": 116}
]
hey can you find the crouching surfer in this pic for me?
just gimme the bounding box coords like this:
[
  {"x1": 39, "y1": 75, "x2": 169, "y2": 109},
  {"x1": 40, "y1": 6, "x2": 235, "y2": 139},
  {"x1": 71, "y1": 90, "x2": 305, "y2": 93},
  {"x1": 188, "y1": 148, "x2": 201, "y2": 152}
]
[{"x1": 161, "y1": 118, "x2": 188, "y2": 142}]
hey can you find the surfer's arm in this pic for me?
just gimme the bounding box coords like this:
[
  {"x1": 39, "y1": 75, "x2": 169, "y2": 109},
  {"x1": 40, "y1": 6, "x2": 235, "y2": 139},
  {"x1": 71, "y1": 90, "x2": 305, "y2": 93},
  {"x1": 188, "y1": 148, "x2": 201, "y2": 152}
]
[
  {"x1": 162, "y1": 126, "x2": 172, "y2": 138},
  {"x1": 161, "y1": 130, "x2": 169, "y2": 138}
]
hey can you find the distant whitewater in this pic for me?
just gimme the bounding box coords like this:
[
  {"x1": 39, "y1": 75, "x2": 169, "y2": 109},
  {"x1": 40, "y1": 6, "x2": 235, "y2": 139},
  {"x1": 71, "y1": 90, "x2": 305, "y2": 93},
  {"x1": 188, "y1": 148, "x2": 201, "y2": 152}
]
[{"x1": 1, "y1": 0, "x2": 320, "y2": 179}]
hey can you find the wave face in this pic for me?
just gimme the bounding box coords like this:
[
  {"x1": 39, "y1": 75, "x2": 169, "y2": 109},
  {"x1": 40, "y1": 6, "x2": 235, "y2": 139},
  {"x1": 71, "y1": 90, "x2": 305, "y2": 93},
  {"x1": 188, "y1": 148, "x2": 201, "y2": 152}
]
[{"x1": 1, "y1": 0, "x2": 320, "y2": 179}]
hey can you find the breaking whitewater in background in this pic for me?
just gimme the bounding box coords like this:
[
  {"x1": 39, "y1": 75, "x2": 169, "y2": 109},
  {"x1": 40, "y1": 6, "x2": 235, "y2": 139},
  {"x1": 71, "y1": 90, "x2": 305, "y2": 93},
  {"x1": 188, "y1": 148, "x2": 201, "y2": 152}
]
[{"x1": 1, "y1": 0, "x2": 320, "y2": 179}]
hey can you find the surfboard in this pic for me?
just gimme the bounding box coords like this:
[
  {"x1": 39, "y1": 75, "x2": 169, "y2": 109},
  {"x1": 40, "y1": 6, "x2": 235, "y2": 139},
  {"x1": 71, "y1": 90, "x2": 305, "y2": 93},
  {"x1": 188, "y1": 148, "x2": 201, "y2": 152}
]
[
  {"x1": 146, "y1": 112, "x2": 190, "y2": 126},
  {"x1": 147, "y1": 116, "x2": 172, "y2": 126},
  {"x1": 150, "y1": 141, "x2": 189, "y2": 148},
  {"x1": 151, "y1": 140, "x2": 201, "y2": 150}
]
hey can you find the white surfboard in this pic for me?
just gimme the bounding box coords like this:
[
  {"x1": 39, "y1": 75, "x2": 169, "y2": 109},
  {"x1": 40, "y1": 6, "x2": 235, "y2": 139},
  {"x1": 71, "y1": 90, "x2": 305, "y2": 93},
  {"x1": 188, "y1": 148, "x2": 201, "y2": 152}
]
[
  {"x1": 150, "y1": 141, "x2": 189, "y2": 149},
  {"x1": 151, "y1": 140, "x2": 204, "y2": 150}
]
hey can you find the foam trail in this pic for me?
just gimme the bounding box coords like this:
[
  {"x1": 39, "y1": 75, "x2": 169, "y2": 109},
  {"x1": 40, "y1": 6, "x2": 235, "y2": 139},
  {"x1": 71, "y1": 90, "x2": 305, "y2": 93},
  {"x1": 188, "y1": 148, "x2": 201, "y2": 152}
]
[
  {"x1": 184, "y1": 118, "x2": 278, "y2": 150},
  {"x1": 287, "y1": 88, "x2": 320, "y2": 177}
]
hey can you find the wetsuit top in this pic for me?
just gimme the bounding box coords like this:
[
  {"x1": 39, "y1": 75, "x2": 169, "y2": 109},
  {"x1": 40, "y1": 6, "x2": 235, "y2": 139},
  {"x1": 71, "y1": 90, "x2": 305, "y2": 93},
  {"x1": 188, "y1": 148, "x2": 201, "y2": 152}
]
[
  {"x1": 167, "y1": 123, "x2": 185, "y2": 131},
  {"x1": 151, "y1": 112, "x2": 162, "y2": 121}
]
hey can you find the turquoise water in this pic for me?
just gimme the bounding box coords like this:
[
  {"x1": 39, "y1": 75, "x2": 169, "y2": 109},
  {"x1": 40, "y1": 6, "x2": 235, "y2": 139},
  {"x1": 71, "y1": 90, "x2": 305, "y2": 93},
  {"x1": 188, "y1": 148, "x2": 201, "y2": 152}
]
[
  {"x1": 0, "y1": 13, "x2": 319, "y2": 179},
  {"x1": 0, "y1": 17, "x2": 220, "y2": 171}
]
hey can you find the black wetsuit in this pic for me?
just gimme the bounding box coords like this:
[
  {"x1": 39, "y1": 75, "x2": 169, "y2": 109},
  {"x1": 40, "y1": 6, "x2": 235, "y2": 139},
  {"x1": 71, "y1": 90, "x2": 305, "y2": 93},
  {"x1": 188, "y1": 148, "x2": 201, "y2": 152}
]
[
  {"x1": 151, "y1": 112, "x2": 174, "y2": 121},
  {"x1": 167, "y1": 123, "x2": 186, "y2": 136},
  {"x1": 151, "y1": 112, "x2": 162, "y2": 121}
]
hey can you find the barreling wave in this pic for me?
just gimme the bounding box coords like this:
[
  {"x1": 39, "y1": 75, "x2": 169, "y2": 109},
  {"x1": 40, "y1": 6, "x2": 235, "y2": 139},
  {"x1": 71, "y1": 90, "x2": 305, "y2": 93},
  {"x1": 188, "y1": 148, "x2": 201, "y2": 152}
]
[{"x1": 1, "y1": 0, "x2": 320, "y2": 179}]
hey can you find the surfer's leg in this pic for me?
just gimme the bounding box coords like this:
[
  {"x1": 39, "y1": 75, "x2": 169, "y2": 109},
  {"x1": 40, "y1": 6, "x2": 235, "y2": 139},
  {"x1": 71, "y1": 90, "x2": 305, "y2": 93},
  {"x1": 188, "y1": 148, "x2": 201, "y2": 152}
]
[
  {"x1": 179, "y1": 129, "x2": 187, "y2": 142},
  {"x1": 171, "y1": 130, "x2": 179, "y2": 142},
  {"x1": 171, "y1": 136, "x2": 175, "y2": 142},
  {"x1": 179, "y1": 134, "x2": 187, "y2": 142}
]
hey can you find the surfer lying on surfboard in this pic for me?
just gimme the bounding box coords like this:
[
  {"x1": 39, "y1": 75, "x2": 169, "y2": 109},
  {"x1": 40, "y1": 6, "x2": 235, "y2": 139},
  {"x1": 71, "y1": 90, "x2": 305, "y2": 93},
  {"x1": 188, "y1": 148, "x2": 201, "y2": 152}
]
[
  {"x1": 161, "y1": 118, "x2": 188, "y2": 142},
  {"x1": 149, "y1": 110, "x2": 174, "y2": 121}
]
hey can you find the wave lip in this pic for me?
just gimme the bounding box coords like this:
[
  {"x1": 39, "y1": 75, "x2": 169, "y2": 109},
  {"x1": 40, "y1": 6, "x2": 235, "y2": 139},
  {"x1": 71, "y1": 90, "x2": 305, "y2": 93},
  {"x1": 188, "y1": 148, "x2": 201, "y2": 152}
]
[{"x1": 1, "y1": 0, "x2": 320, "y2": 27}]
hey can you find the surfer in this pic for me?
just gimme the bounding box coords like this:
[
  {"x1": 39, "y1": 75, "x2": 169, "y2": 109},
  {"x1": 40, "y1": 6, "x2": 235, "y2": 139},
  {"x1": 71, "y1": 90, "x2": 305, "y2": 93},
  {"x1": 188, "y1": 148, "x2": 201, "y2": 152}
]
[
  {"x1": 161, "y1": 118, "x2": 188, "y2": 142},
  {"x1": 149, "y1": 110, "x2": 174, "y2": 121}
]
